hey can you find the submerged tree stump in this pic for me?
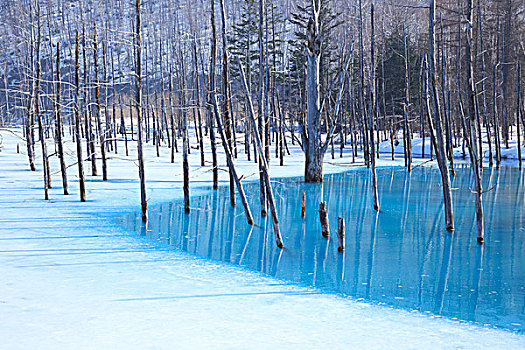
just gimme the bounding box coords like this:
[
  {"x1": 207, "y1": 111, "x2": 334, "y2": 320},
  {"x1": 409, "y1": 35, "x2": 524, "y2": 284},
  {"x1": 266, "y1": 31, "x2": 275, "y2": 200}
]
[
  {"x1": 319, "y1": 201, "x2": 329, "y2": 238},
  {"x1": 337, "y1": 217, "x2": 345, "y2": 251},
  {"x1": 301, "y1": 191, "x2": 306, "y2": 218}
]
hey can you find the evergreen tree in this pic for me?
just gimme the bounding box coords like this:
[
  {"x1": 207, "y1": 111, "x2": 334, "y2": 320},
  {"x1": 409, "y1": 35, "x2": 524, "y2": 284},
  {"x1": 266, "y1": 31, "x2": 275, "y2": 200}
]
[{"x1": 378, "y1": 29, "x2": 420, "y2": 116}]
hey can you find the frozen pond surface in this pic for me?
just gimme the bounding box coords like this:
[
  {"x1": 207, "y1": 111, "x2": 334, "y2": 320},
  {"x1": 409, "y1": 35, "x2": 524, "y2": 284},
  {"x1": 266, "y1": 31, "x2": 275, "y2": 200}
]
[
  {"x1": 119, "y1": 164, "x2": 525, "y2": 333},
  {"x1": 1, "y1": 128, "x2": 524, "y2": 349}
]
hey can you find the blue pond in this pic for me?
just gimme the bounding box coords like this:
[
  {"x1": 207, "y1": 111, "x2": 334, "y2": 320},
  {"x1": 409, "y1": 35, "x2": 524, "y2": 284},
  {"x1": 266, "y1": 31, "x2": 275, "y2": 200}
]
[{"x1": 118, "y1": 164, "x2": 525, "y2": 332}]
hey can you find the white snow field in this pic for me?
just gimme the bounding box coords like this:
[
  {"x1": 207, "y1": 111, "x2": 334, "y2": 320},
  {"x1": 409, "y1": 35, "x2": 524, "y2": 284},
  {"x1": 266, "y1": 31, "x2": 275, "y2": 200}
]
[{"x1": 0, "y1": 127, "x2": 524, "y2": 349}]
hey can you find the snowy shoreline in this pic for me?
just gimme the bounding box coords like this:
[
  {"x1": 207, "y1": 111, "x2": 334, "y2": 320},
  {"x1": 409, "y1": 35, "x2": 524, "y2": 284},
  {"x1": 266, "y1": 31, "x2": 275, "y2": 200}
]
[{"x1": 1, "y1": 127, "x2": 524, "y2": 349}]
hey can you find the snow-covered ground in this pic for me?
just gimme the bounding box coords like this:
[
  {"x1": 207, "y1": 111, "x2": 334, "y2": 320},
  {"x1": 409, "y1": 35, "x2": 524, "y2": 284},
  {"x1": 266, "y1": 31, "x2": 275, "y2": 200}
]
[
  {"x1": 377, "y1": 129, "x2": 525, "y2": 161},
  {"x1": 0, "y1": 127, "x2": 524, "y2": 349}
]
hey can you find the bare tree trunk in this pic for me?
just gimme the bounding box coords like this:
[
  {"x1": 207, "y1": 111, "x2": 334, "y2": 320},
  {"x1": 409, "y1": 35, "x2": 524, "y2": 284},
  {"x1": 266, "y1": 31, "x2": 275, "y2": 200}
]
[
  {"x1": 37, "y1": 104, "x2": 48, "y2": 200},
  {"x1": 358, "y1": 0, "x2": 369, "y2": 166},
  {"x1": 169, "y1": 68, "x2": 177, "y2": 162},
  {"x1": 230, "y1": 80, "x2": 238, "y2": 159},
  {"x1": 183, "y1": 105, "x2": 190, "y2": 213},
  {"x1": 258, "y1": 0, "x2": 268, "y2": 214},
  {"x1": 160, "y1": 71, "x2": 170, "y2": 152},
  {"x1": 370, "y1": 4, "x2": 379, "y2": 211},
  {"x1": 218, "y1": 0, "x2": 236, "y2": 207},
  {"x1": 428, "y1": 0, "x2": 454, "y2": 231},
  {"x1": 34, "y1": 6, "x2": 48, "y2": 200},
  {"x1": 153, "y1": 100, "x2": 160, "y2": 157},
  {"x1": 402, "y1": 25, "x2": 412, "y2": 172},
  {"x1": 111, "y1": 42, "x2": 118, "y2": 155},
  {"x1": 119, "y1": 96, "x2": 129, "y2": 156},
  {"x1": 25, "y1": 109, "x2": 37, "y2": 170},
  {"x1": 135, "y1": 0, "x2": 147, "y2": 222},
  {"x1": 212, "y1": 93, "x2": 255, "y2": 226},
  {"x1": 419, "y1": 58, "x2": 426, "y2": 159},
  {"x1": 55, "y1": 42, "x2": 68, "y2": 195},
  {"x1": 439, "y1": 18, "x2": 454, "y2": 175},
  {"x1": 445, "y1": 91, "x2": 455, "y2": 174},
  {"x1": 478, "y1": 4, "x2": 492, "y2": 167},
  {"x1": 277, "y1": 94, "x2": 285, "y2": 165},
  {"x1": 301, "y1": 190, "x2": 306, "y2": 218},
  {"x1": 83, "y1": 28, "x2": 97, "y2": 177},
  {"x1": 180, "y1": 46, "x2": 191, "y2": 213},
  {"x1": 337, "y1": 217, "x2": 345, "y2": 251},
  {"x1": 193, "y1": 36, "x2": 205, "y2": 167},
  {"x1": 391, "y1": 98, "x2": 395, "y2": 160},
  {"x1": 240, "y1": 65, "x2": 283, "y2": 248},
  {"x1": 501, "y1": 0, "x2": 512, "y2": 148},
  {"x1": 25, "y1": 31, "x2": 36, "y2": 173},
  {"x1": 74, "y1": 31, "x2": 86, "y2": 202},
  {"x1": 465, "y1": 0, "x2": 484, "y2": 244},
  {"x1": 304, "y1": 0, "x2": 323, "y2": 182},
  {"x1": 93, "y1": 23, "x2": 107, "y2": 181},
  {"x1": 319, "y1": 201, "x2": 329, "y2": 238},
  {"x1": 516, "y1": 58, "x2": 522, "y2": 169},
  {"x1": 208, "y1": 0, "x2": 219, "y2": 190},
  {"x1": 2, "y1": 61, "x2": 8, "y2": 127}
]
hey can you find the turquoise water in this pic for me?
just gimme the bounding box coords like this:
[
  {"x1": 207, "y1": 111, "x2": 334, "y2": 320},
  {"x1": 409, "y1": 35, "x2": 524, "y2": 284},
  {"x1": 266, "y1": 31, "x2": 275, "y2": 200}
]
[{"x1": 119, "y1": 164, "x2": 525, "y2": 332}]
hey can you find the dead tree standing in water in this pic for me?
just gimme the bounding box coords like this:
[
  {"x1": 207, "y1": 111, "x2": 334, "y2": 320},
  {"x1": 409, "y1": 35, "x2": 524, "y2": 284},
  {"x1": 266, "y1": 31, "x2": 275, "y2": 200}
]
[
  {"x1": 218, "y1": 0, "x2": 236, "y2": 206},
  {"x1": 33, "y1": 5, "x2": 49, "y2": 200},
  {"x1": 240, "y1": 64, "x2": 284, "y2": 248},
  {"x1": 208, "y1": 0, "x2": 219, "y2": 189},
  {"x1": 93, "y1": 23, "x2": 108, "y2": 181},
  {"x1": 55, "y1": 42, "x2": 68, "y2": 195},
  {"x1": 212, "y1": 94, "x2": 255, "y2": 226},
  {"x1": 183, "y1": 103, "x2": 190, "y2": 213},
  {"x1": 74, "y1": 31, "x2": 86, "y2": 202},
  {"x1": 25, "y1": 23, "x2": 36, "y2": 173},
  {"x1": 258, "y1": 0, "x2": 267, "y2": 215},
  {"x1": 516, "y1": 57, "x2": 522, "y2": 169},
  {"x1": 464, "y1": 0, "x2": 483, "y2": 243},
  {"x1": 402, "y1": 25, "x2": 412, "y2": 172},
  {"x1": 304, "y1": 0, "x2": 323, "y2": 182},
  {"x1": 135, "y1": 0, "x2": 147, "y2": 222},
  {"x1": 428, "y1": 0, "x2": 454, "y2": 231},
  {"x1": 180, "y1": 46, "x2": 190, "y2": 213},
  {"x1": 83, "y1": 27, "x2": 97, "y2": 177},
  {"x1": 369, "y1": 4, "x2": 379, "y2": 211},
  {"x1": 192, "y1": 36, "x2": 205, "y2": 167}
]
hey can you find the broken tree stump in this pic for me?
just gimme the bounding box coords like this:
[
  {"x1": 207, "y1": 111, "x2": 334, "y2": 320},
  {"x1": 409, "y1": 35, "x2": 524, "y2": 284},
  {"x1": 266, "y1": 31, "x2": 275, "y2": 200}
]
[
  {"x1": 319, "y1": 201, "x2": 329, "y2": 238},
  {"x1": 301, "y1": 191, "x2": 306, "y2": 218},
  {"x1": 337, "y1": 217, "x2": 345, "y2": 251}
]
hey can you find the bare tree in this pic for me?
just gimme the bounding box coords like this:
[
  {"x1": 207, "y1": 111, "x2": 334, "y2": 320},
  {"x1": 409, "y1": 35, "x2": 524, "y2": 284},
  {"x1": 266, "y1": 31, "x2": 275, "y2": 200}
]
[
  {"x1": 240, "y1": 64, "x2": 283, "y2": 248},
  {"x1": 93, "y1": 23, "x2": 108, "y2": 181},
  {"x1": 258, "y1": 0, "x2": 268, "y2": 213},
  {"x1": 218, "y1": 0, "x2": 236, "y2": 206},
  {"x1": 369, "y1": 3, "x2": 379, "y2": 211},
  {"x1": 54, "y1": 42, "x2": 68, "y2": 195},
  {"x1": 135, "y1": 0, "x2": 147, "y2": 222},
  {"x1": 208, "y1": 0, "x2": 219, "y2": 190},
  {"x1": 428, "y1": 0, "x2": 454, "y2": 232},
  {"x1": 304, "y1": 0, "x2": 323, "y2": 182},
  {"x1": 464, "y1": 0, "x2": 484, "y2": 244},
  {"x1": 74, "y1": 31, "x2": 86, "y2": 202}
]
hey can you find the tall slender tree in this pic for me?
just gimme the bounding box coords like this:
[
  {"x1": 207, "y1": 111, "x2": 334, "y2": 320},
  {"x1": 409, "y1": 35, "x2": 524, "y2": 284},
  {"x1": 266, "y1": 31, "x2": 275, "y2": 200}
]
[
  {"x1": 464, "y1": 0, "x2": 484, "y2": 243},
  {"x1": 218, "y1": 0, "x2": 236, "y2": 206},
  {"x1": 135, "y1": 0, "x2": 147, "y2": 222},
  {"x1": 93, "y1": 23, "x2": 108, "y2": 181},
  {"x1": 428, "y1": 0, "x2": 454, "y2": 231},
  {"x1": 55, "y1": 42, "x2": 68, "y2": 195},
  {"x1": 369, "y1": 3, "x2": 379, "y2": 211},
  {"x1": 74, "y1": 31, "x2": 86, "y2": 202}
]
